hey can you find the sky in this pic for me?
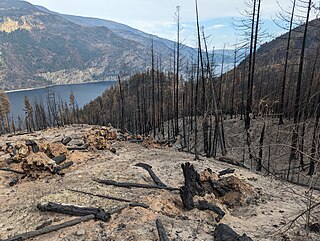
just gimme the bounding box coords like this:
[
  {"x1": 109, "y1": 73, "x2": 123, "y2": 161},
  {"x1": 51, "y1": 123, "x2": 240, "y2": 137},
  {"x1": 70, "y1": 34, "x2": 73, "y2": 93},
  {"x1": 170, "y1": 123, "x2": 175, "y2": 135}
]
[{"x1": 26, "y1": 0, "x2": 319, "y2": 49}]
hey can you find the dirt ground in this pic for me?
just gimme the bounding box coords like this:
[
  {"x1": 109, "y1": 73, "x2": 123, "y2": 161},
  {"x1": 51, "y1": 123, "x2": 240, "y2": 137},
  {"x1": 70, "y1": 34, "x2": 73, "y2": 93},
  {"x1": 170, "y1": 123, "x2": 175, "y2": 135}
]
[{"x1": 0, "y1": 125, "x2": 319, "y2": 241}]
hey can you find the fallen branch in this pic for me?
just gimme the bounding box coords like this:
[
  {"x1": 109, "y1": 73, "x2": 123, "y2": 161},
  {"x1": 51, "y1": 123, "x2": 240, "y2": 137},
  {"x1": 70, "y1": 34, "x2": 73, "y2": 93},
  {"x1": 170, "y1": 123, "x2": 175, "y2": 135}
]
[
  {"x1": 218, "y1": 168, "x2": 235, "y2": 177},
  {"x1": 95, "y1": 179, "x2": 179, "y2": 191},
  {"x1": 67, "y1": 147, "x2": 87, "y2": 151},
  {"x1": 37, "y1": 202, "x2": 111, "y2": 222},
  {"x1": 68, "y1": 189, "x2": 132, "y2": 203},
  {"x1": 0, "y1": 168, "x2": 26, "y2": 175},
  {"x1": 135, "y1": 163, "x2": 167, "y2": 187},
  {"x1": 2, "y1": 214, "x2": 95, "y2": 241},
  {"x1": 156, "y1": 219, "x2": 169, "y2": 241},
  {"x1": 107, "y1": 202, "x2": 149, "y2": 214},
  {"x1": 218, "y1": 156, "x2": 248, "y2": 169}
]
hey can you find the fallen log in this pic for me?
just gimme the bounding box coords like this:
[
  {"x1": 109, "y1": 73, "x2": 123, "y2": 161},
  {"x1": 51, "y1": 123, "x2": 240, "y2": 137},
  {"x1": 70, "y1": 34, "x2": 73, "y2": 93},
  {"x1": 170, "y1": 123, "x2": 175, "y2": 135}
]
[
  {"x1": 156, "y1": 219, "x2": 169, "y2": 241},
  {"x1": 2, "y1": 214, "x2": 95, "y2": 241},
  {"x1": 135, "y1": 163, "x2": 167, "y2": 187},
  {"x1": 37, "y1": 202, "x2": 111, "y2": 222},
  {"x1": 52, "y1": 154, "x2": 67, "y2": 165},
  {"x1": 52, "y1": 161, "x2": 73, "y2": 174},
  {"x1": 214, "y1": 223, "x2": 253, "y2": 241},
  {"x1": 68, "y1": 189, "x2": 132, "y2": 203},
  {"x1": 218, "y1": 168, "x2": 235, "y2": 177},
  {"x1": 95, "y1": 179, "x2": 179, "y2": 191},
  {"x1": 3, "y1": 202, "x2": 149, "y2": 241},
  {"x1": 0, "y1": 168, "x2": 26, "y2": 175},
  {"x1": 197, "y1": 200, "x2": 225, "y2": 222}
]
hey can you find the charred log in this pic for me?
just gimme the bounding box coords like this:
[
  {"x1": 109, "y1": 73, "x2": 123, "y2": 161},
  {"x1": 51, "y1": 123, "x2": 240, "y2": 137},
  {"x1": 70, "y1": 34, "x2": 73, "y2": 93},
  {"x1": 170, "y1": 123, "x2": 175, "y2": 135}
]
[
  {"x1": 37, "y1": 202, "x2": 111, "y2": 222},
  {"x1": 156, "y1": 219, "x2": 169, "y2": 241},
  {"x1": 95, "y1": 179, "x2": 179, "y2": 191},
  {"x1": 135, "y1": 163, "x2": 167, "y2": 187}
]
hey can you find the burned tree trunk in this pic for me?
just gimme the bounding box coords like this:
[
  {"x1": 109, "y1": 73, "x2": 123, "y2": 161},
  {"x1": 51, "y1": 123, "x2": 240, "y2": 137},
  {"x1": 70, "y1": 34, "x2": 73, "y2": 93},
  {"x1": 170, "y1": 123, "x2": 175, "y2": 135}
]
[{"x1": 180, "y1": 162, "x2": 205, "y2": 210}]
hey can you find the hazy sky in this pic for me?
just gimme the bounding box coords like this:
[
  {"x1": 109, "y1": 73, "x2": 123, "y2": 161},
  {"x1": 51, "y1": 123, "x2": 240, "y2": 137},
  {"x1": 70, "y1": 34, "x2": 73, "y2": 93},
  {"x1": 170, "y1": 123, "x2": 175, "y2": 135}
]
[{"x1": 26, "y1": 0, "x2": 318, "y2": 48}]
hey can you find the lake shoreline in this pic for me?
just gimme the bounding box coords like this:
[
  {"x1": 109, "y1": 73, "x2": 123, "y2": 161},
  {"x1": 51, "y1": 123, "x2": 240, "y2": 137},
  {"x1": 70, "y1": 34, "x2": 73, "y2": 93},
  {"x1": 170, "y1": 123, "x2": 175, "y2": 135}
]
[{"x1": 5, "y1": 80, "x2": 115, "y2": 93}]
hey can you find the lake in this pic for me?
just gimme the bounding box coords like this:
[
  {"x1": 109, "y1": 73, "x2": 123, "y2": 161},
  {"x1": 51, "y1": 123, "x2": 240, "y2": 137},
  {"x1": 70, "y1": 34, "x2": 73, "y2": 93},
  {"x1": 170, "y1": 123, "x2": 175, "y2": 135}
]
[{"x1": 6, "y1": 81, "x2": 116, "y2": 120}]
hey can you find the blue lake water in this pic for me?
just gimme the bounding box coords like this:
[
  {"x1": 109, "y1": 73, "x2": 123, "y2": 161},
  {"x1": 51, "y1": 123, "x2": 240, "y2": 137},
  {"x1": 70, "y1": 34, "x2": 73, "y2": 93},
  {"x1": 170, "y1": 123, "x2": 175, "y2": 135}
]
[{"x1": 6, "y1": 81, "x2": 116, "y2": 119}]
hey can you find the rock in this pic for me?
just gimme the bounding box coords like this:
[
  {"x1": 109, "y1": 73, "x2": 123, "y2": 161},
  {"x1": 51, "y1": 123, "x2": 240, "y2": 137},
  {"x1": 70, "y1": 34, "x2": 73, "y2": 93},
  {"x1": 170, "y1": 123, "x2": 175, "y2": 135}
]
[{"x1": 75, "y1": 229, "x2": 86, "y2": 236}]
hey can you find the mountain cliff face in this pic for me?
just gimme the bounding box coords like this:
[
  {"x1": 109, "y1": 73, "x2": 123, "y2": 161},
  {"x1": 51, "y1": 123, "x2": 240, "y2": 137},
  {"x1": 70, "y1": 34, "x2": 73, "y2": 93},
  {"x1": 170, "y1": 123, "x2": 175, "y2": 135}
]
[{"x1": 0, "y1": 0, "x2": 234, "y2": 90}]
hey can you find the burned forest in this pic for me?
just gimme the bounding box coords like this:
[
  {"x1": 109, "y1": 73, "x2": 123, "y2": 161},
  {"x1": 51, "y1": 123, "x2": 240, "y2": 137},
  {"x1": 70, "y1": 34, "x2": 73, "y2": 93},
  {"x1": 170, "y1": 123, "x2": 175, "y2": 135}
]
[{"x1": 1, "y1": 0, "x2": 320, "y2": 240}]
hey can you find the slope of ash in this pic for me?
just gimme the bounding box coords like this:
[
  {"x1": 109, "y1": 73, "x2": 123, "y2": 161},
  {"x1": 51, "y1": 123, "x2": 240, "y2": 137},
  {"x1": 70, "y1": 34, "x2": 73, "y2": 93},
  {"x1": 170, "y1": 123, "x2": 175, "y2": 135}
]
[{"x1": 0, "y1": 125, "x2": 319, "y2": 241}]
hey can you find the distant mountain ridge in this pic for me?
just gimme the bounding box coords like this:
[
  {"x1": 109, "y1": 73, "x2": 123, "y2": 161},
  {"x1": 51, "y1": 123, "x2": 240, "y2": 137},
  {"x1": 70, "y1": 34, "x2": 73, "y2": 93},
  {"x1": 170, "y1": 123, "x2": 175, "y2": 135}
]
[{"x1": 0, "y1": 0, "x2": 234, "y2": 90}]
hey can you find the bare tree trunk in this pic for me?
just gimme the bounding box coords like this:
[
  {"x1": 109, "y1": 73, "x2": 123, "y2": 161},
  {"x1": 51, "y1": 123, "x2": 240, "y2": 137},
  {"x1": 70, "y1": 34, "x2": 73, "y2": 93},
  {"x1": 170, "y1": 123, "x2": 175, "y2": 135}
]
[{"x1": 279, "y1": 0, "x2": 297, "y2": 125}]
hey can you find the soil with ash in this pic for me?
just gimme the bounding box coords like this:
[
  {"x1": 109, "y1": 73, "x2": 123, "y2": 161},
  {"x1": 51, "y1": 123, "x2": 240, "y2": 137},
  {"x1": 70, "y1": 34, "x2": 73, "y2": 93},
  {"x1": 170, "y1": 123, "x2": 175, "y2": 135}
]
[{"x1": 0, "y1": 125, "x2": 319, "y2": 241}]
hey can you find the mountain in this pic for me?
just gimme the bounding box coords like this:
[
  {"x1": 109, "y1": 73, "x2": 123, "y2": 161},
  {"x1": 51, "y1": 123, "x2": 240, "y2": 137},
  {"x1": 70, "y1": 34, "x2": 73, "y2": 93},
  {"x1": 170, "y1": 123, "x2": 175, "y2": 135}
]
[
  {"x1": 0, "y1": 0, "x2": 234, "y2": 90},
  {"x1": 0, "y1": 0, "x2": 153, "y2": 90},
  {"x1": 35, "y1": 5, "x2": 235, "y2": 67}
]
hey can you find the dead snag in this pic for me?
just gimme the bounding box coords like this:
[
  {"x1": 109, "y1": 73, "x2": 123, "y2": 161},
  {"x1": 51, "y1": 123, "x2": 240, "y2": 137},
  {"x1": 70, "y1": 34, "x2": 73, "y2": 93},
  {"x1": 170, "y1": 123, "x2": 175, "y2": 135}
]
[
  {"x1": 214, "y1": 223, "x2": 253, "y2": 241},
  {"x1": 135, "y1": 163, "x2": 167, "y2": 187},
  {"x1": 37, "y1": 202, "x2": 111, "y2": 222},
  {"x1": 218, "y1": 168, "x2": 235, "y2": 177},
  {"x1": 3, "y1": 214, "x2": 95, "y2": 241},
  {"x1": 180, "y1": 162, "x2": 205, "y2": 210},
  {"x1": 197, "y1": 200, "x2": 225, "y2": 222},
  {"x1": 95, "y1": 179, "x2": 179, "y2": 191},
  {"x1": 156, "y1": 219, "x2": 169, "y2": 241}
]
